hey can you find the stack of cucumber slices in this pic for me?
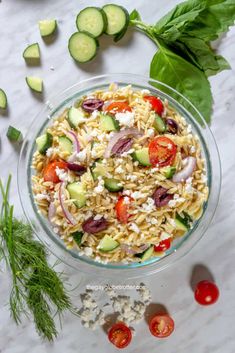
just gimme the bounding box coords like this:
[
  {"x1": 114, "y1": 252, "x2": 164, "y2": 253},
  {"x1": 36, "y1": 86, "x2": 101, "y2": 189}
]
[{"x1": 69, "y1": 5, "x2": 129, "y2": 63}]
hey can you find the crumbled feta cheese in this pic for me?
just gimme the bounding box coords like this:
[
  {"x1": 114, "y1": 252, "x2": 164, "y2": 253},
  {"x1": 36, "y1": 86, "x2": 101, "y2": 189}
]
[
  {"x1": 132, "y1": 191, "x2": 146, "y2": 199},
  {"x1": 126, "y1": 174, "x2": 138, "y2": 181},
  {"x1": 55, "y1": 167, "x2": 72, "y2": 182},
  {"x1": 190, "y1": 145, "x2": 196, "y2": 153},
  {"x1": 94, "y1": 214, "x2": 103, "y2": 220},
  {"x1": 168, "y1": 194, "x2": 186, "y2": 207},
  {"x1": 91, "y1": 110, "x2": 100, "y2": 119},
  {"x1": 123, "y1": 190, "x2": 131, "y2": 196},
  {"x1": 76, "y1": 149, "x2": 87, "y2": 163},
  {"x1": 35, "y1": 192, "x2": 50, "y2": 201},
  {"x1": 201, "y1": 174, "x2": 207, "y2": 183},
  {"x1": 123, "y1": 196, "x2": 131, "y2": 204},
  {"x1": 187, "y1": 124, "x2": 192, "y2": 133},
  {"x1": 168, "y1": 218, "x2": 176, "y2": 227},
  {"x1": 121, "y1": 148, "x2": 135, "y2": 157},
  {"x1": 46, "y1": 147, "x2": 59, "y2": 157},
  {"x1": 116, "y1": 165, "x2": 124, "y2": 174},
  {"x1": 167, "y1": 143, "x2": 173, "y2": 150},
  {"x1": 129, "y1": 223, "x2": 140, "y2": 234},
  {"x1": 160, "y1": 232, "x2": 171, "y2": 241},
  {"x1": 141, "y1": 197, "x2": 155, "y2": 212},
  {"x1": 115, "y1": 111, "x2": 135, "y2": 127},
  {"x1": 141, "y1": 89, "x2": 150, "y2": 95},
  {"x1": 133, "y1": 161, "x2": 139, "y2": 166},
  {"x1": 90, "y1": 129, "x2": 99, "y2": 137},
  {"x1": 84, "y1": 247, "x2": 93, "y2": 256},
  {"x1": 94, "y1": 177, "x2": 105, "y2": 194},
  {"x1": 147, "y1": 128, "x2": 155, "y2": 137}
]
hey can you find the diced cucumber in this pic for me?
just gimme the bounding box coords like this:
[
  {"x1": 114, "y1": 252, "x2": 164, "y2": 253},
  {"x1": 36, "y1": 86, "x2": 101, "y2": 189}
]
[
  {"x1": 98, "y1": 235, "x2": 119, "y2": 252},
  {"x1": 26, "y1": 76, "x2": 43, "y2": 93},
  {"x1": 153, "y1": 114, "x2": 166, "y2": 133},
  {"x1": 7, "y1": 126, "x2": 23, "y2": 142},
  {"x1": 36, "y1": 132, "x2": 53, "y2": 155},
  {"x1": 100, "y1": 113, "x2": 120, "y2": 131},
  {"x1": 104, "y1": 178, "x2": 123, "y2": 192},
  {"x1": 67, "y1": 182, "x2": 86, "y2": 208},
  {"x1": 103, "y1": 4, "x2": 129, "y2": 41},
  {"x1": 71, "y1": 231, "x2": 84, "y2": 246},
  {"x1": 68, "y1": 32, "x2": 99, "y2": 63},
  {"x1": 23, "y1": 43, "x2": 40, "y2": 60},
  {"x1": 68, "y1": 107, "x2": 85, "y2": 129},
  {"x1": 163, "y1": 166, "x2": 176, "y2": 179},
  {"x1": 90, "y1": 160, "x2": 106, "y2": 181},
  {"x1": 58, "y1": 136, "x2": 73, "y2": 154},
  {"x1": 135, "y1": 246, "x2": 154, "y2": 261},
  {"x1": 0, "y1": 89, "x2": 7, "y2": 110},
  {"x1": 132, "y1": 147, "x2": 151, "y2": 166},
  {"x1": 76, "y1": 7, "x2": 107, "y2": 38},
  {"x1": 175, "y1": 212, "x2": 192, "y2": 232},
  {"x1": 38, "y1": 19, "x2": 57, "y2": 37}
]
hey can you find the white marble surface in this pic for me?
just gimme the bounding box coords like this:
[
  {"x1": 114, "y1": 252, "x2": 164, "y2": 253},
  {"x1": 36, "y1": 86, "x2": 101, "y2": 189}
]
[{"x1": 1, "y1": 0, "x2": 235, "y2": 352}]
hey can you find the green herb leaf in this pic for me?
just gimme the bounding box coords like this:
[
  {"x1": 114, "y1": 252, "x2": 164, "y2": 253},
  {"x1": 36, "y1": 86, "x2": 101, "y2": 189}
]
[
  {"x1": 150, "y1": 44, "x2": 212, "y2": 122},
  {"x1": 184, "y1": 0, "x2": 235, "y2": 41},
  {"x1": 170, "y1": 36, "x2": 230, "y2": 76},
  {"x1": 129, "y1": 9, "x2": 142, "y2": 22}
]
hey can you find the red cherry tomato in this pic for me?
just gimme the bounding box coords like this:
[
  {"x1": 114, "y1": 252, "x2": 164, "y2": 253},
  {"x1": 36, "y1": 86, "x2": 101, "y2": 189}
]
[
  {"x1": 149, "y1": 314, "x2": 174, "y2": 338},
  {"x1": 154, "y1": 238, "x2": 171, "y2": 252},
  {"x1": 43, "y1": 160, "x2": 68, "y2": 183},
  {"x1": 108, "y1": 322, "x2": 132, "y2": 349},
  {"x1": 115, "y1": 196, "x2": 132, "y2": 224},
  {"x1": 149, "y1": 136, "x2": 177, "y2": 167},
  {"x1": 104, "y1": 101, "x2": 132, "y2": 114},
  {"x1": 144, "y1": 95, "x2": 164, "y2": 116},
  {"x1": 194, "y1": 280, "x2": 220, "y2": 306}
]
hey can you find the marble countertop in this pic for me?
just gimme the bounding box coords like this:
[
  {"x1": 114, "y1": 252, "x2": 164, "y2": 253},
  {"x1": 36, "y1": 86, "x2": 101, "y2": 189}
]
[{"x1": 1, "y1": 0, "x2": 235, "y2": 352}]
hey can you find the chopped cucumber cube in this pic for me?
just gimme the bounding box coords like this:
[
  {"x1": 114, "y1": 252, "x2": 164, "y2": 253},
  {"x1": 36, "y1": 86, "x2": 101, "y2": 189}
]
[
  {"x1": 98, "y1": 235, "x2": 119, "y2": 252},
  {"x1": 132, "y1": 147, "x2": 151, "y2": 166},
  {"x1": 67, "y1": 182, "x2": 86, "y2": 208},
  {"x1": 36, "y1": 133, "x2": 53, "y2": 155},
  {"x1": 58, "y1": 136, "x2": 73, "y2": 154},
  {"x1": 71, "y1": 231, "x2": 84, "y2": 246},
  {"x1": 23, "y1": 43, "x2": 40, "y2": 60},
  {"x1": 26, "y1": 76, "x2": 43, "y2": 93},
  {"x1": 7, "y1": 126, "x2": 23, "y2": 142},
  {"x1": 39, "y1": 19, "x2": 57, "y2": 37},
  {"x1": 0, "y1": 89, "x2": 7, "y2": 110},
  {"x1": 67, "y1": 107, "x2": 85, "y2": 129}
]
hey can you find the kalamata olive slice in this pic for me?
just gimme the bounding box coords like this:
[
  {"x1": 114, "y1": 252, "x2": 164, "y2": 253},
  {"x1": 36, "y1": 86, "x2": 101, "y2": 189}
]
[
  {"x1": 111, "y1": 137, "x2": 133, "y2": 156},
  {"x1": 82, "y1": 216, "x2": 109, "y2": 234},
  {"x1": 166, "y1": 118, "x2": 178, "y2": 134},
  {"x1": 82, "y1": 99, "x2": 104, "y2": 113},
  {"x1": 153, "y1": 187, "x2": 173, "y2": 207},
  {"x1": 67, "y1": 163, "x2": 86, "y2": 175}
]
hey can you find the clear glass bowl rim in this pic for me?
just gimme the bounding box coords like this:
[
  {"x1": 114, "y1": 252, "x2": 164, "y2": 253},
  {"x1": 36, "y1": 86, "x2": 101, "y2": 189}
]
[{"x1": 17, "y1": 73, "x2": 221, "y2": 279}]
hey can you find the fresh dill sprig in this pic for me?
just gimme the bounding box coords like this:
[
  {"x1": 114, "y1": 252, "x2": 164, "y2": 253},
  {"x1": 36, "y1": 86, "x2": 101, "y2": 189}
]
[{"x1": 0, "y1": 175, "x2": 74, "y2": 341}]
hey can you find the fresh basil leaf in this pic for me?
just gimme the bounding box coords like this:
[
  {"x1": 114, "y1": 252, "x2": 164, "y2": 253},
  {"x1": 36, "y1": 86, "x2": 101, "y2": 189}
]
[
  {"x1": 171, "y1": 36, "x2": 230, "y2": 76},
  {"x1": 150, "y1": 44, "x2": 212, "y2": 123},
  {"x1": 129, "y1": 9, "x2": 142, "y2": 22},
  {"x1": 154, "y1": 0, "x2": 208, "y2": 38},
  {"x1": 185, "y1": 0, "x2": 235, "y2": 41}
]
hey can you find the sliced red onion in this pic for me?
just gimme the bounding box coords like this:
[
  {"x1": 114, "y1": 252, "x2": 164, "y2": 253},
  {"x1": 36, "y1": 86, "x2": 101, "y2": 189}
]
[
  {"x1": 67, "y1": 130, "x2": 80, "y2": 153},
  {"x1": 59, "y1": 182, "x2": 77, "y2": 225},
  {"x1": 104, "y1": 128, "x2": 143, "y2": 158},
  {"x1": 82, "y1": 99, "x2": 104, "y2": 113},
  {"x1": 172, "y1": 157, "x2": 196, "y2": 183},
  {"x1": 121, "y1": 244, "x2": 149, "y2": 255},
  {"x1": 48, "y1": 202, "x2": 56, "y2": 224},
  {"x1": 67, "y1": 163, "x2": 86, "y2": 175}
]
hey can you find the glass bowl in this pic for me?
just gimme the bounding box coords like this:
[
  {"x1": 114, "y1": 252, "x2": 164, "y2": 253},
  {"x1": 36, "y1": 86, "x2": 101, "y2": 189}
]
[{"x1": 18, "y1": 74, "x2": 221, "y2": 279}]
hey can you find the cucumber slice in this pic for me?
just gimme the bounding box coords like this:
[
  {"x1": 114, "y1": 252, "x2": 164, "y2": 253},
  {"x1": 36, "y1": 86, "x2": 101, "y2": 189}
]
[
  {"x1": 104, "y1": 178, "x2": 123, "y2": 192},
  {"x1": 67, "y1": 182, "x2": 86, "y2": 208},
  {"x1": 98, "y1": 235, "x2": 119, "y2": 252},
  {"x1": 38, "y1": 19, "x2": 57, "y2": 37},
  {"x1": 132, "y1": 147, "x2": 151, "y2": 166},
  {"x1": 163, "y1": 166, "x2": 176, "y2": 179},
  {"x1": 76, "y1": 7, "x2": 107, "y2": 38},
  {"x1": 71, "y1": 231, "x2": 84, "y2": 246},
  {"x1": 153, "y1": 114, "x2": 166, "y2": 133},
  {"x1": 0, "y1": 89, "x2": 7, "y2": 110},
  {"x1": 26, "y1": 76, "x2": 43, "y2": 93},
  {"x1": 36, "y1": 132, "x2": 53, "y2": 155},
  {"x1": 91, "y1": 160, "x2": 106, "y2": 181},
  {"x1": 135, "y1": 246, "x2": 154, "y2": 261},
  {"x1": 7, "y1": 126, "x2": 23, "y2": 142},
  {"x1": 103, "y1": 4, "x2": 129, "y2": 41},
  {"x1": 100, "y1": 113, "x2": 120, "y2": 131},
  {"x1": 58, "y1": 136, "x2": 73, "y2": 154},
  {"x1": 68, "y1": 107, "x2": 85, "y2": 129},
  {"x1": 175, "y1": 212, "x2": 192, "y2": 232},
  {"x1": 68, "y1": 32, "x2": 98, "y2": 63},
  {"x1": 23, "y1": 43, "x2": 40, "y2": 60}
]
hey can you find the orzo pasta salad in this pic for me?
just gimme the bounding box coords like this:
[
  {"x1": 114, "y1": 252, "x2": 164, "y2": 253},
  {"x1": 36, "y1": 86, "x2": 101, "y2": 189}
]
[{"x1": 32, "y1": 84, "x2": 208, "y2": 264}]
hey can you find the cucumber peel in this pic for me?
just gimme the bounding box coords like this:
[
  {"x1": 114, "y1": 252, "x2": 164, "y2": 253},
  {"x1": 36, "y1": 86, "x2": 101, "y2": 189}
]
[
  {"x1": 7, "y1": 126, "x2": 23, "y2": 142},
  {"x1": 0, "y1": 89, "x2": 7, "y2": 110}
]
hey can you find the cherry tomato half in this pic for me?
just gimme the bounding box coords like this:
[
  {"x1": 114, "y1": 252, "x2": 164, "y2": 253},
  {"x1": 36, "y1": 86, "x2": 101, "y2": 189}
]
[
  {"x1": 149, "y1": 136, "x2": 177, "y2": 167},
  {"x1": 108, "y1": 322, "x2": 132, "y2": 349},
  {"x1": 149, "y1": 314, "x2": 175, "y2": 338},
  {"x1": 115, "y1": 196, "x2": 132, "y2": 224},
  {"x1": 104, "y1": 101, "x2": 132, "y2": 114},
  {"x1": 154, "y1": 238, "x2": 171, "y2": 252},
  {"x1": 194, "y1": 280, "x2": 220, "y2": 306},
  {"x1": 144, "y1": 95, "x2": 164, "y2": 116},
  {"x1": 43, "y1": 160, "x2": 68, "y2": 183}
]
